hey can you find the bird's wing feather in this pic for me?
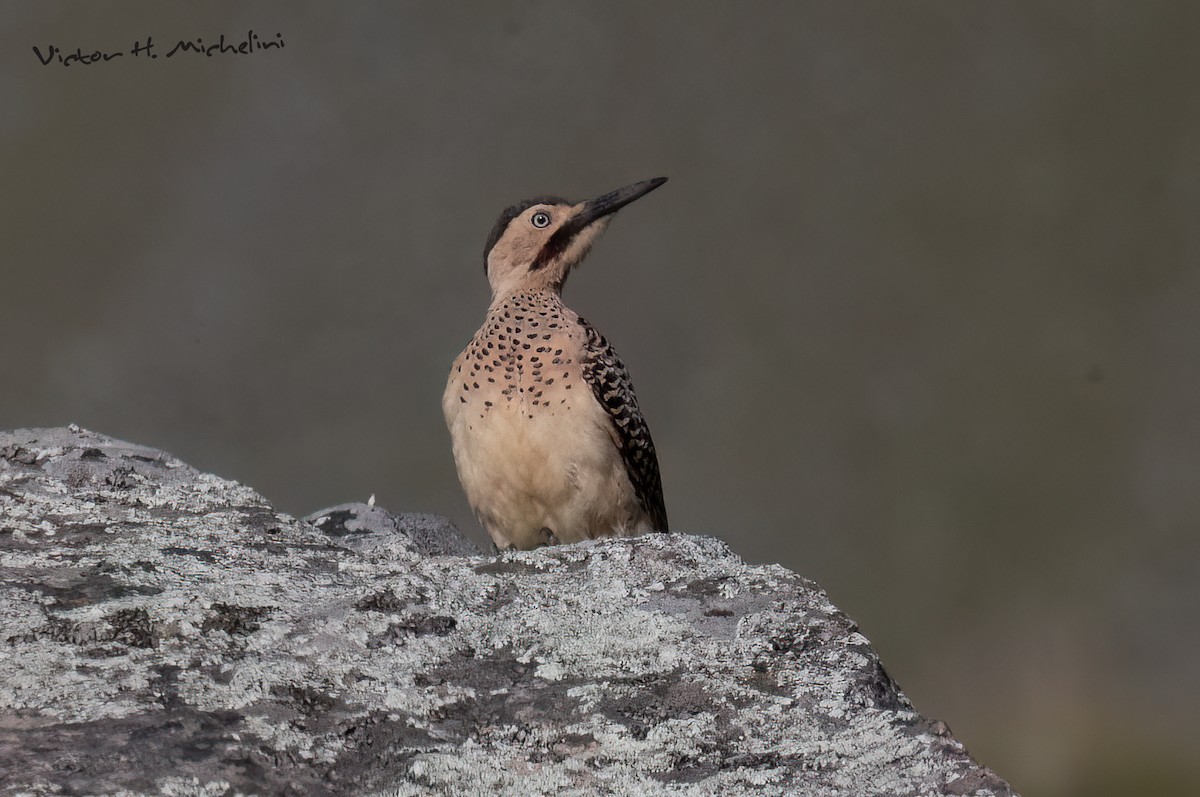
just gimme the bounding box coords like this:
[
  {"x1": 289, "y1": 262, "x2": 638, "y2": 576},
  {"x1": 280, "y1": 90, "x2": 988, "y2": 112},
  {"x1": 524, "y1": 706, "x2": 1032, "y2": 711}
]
[{"x1": 576, "y1": 316, "x2": 669, "y2": 531}]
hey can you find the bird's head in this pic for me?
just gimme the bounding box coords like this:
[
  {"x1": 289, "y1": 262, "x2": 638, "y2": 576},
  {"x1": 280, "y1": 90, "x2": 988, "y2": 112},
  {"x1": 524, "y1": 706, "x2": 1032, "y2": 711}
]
[{"x1": 482, "y1": 177, "x2": 667, "y2": 297}]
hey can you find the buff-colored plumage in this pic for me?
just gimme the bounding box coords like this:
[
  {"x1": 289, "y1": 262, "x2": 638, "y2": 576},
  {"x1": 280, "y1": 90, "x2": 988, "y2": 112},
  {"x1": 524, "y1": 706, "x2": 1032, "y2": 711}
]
[{"x1": 444, "y1": 179, "x2": 668, "y2": 550}]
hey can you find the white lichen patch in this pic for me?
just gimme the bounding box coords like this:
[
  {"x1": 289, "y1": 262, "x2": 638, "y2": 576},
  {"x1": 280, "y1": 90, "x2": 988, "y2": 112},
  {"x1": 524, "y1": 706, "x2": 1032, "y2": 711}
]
[{"x1": 0, "y1": 427, "x2": 1015, "y2": 797}]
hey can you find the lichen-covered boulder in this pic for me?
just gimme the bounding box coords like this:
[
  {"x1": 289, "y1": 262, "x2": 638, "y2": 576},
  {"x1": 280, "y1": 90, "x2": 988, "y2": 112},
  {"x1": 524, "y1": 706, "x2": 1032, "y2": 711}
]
[{"x1": 0, "y1": 426, "x2": 1015, "y2": 796}]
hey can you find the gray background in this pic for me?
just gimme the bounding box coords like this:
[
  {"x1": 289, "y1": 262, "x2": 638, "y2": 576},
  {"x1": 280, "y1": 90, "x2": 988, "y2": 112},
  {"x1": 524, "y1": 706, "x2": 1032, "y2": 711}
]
[{"x1": 3, "y1": 3, "x2": 1197, "y2": 794}]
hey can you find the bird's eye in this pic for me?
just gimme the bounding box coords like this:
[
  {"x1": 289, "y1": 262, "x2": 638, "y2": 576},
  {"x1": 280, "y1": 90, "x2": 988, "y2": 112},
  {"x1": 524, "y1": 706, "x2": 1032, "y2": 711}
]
[{"x1": 531, "y1": 211, "x2": 551, "y2": 228}]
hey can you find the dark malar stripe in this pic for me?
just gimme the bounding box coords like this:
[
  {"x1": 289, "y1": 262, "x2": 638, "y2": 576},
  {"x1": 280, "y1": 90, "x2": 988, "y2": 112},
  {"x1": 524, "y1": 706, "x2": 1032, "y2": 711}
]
[
  {"x1": 529, "y1": 222, "x2": 579, "y2": 271},
  {"x1": 483, "y1": 195, "x2": 568, "y2": 273}
]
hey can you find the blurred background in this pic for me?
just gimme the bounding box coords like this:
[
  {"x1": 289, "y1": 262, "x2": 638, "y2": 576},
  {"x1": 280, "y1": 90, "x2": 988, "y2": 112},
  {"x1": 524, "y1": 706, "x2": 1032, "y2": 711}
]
[{"x1": 3, "y1": 2, "x2": 1197, "y2": 793}]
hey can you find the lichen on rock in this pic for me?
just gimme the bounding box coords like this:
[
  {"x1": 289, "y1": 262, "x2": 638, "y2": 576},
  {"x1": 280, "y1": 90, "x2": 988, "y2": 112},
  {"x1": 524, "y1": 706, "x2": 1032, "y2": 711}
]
[{"x1": 0, "y1": 426, "x2": 1015, "y2": 796}]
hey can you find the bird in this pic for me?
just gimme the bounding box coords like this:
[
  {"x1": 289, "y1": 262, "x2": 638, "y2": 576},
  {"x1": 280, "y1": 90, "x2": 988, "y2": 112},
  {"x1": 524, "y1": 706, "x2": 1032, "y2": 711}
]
[{"x1": 443, "y1": 177, "x2": 670, "y2": 551}]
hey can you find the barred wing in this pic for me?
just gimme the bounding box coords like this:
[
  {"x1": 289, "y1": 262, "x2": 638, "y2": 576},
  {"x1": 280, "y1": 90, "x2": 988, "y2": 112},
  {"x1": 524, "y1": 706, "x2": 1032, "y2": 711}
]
[{"x1": 577, "y1": 317, "x2": 669, "y2": 531}]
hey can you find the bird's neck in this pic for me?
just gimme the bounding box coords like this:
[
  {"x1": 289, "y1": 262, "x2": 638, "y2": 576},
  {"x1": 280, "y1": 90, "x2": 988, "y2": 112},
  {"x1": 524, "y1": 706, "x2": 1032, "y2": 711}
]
[{"x1": 489, "y1": 287, "x2": 565, "y2": 313}]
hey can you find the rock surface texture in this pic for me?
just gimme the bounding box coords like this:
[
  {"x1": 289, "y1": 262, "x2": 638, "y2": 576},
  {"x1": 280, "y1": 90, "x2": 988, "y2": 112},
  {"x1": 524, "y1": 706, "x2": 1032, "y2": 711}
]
[{"x1": 0, "y1": 427, "x2": 1016, "y2": 796}]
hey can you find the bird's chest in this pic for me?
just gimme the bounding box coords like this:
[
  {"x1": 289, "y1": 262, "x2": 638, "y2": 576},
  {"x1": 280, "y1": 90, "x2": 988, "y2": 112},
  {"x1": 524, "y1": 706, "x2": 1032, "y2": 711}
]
[
  {"x1": 458, "y1": 301, "x2": 585, "y2": 415},
  {"x1": 455, "y1": 324, "x2": 585, "y2": 428},
  {"x1": 446, "y1": 306, "x2": 613, "y2": 491}
]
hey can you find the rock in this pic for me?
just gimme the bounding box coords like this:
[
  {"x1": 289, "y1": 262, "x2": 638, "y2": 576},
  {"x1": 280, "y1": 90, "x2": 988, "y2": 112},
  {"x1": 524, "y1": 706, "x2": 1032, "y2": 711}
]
[
  {"x1": 305, "y1": 503, "x2": 483, "y2": 558},
  {"x1": 0, "y1": 426, "x2": 1016, "y2": 796}
]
